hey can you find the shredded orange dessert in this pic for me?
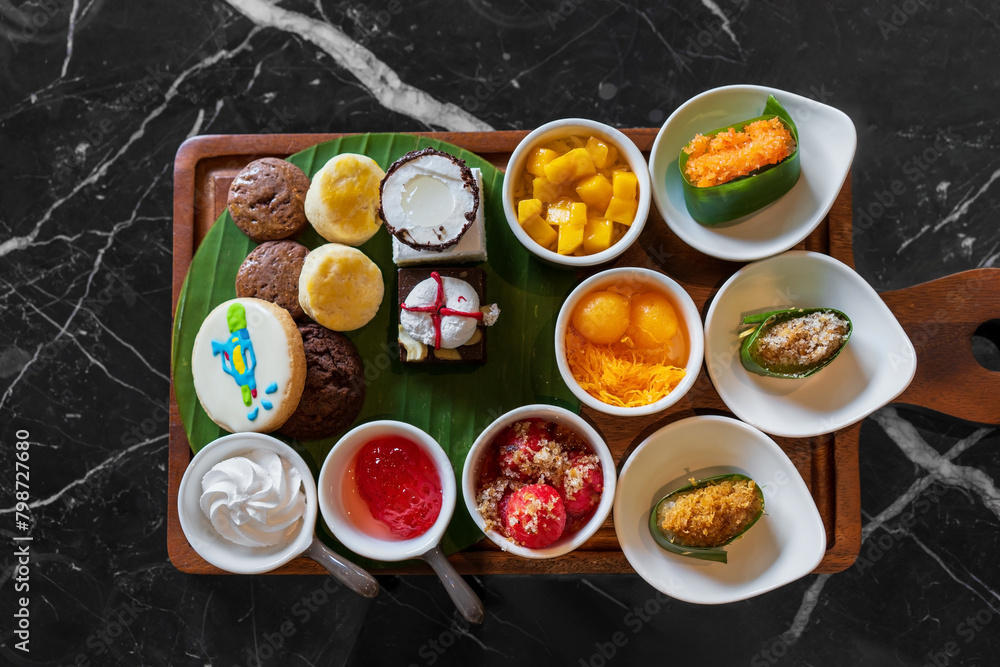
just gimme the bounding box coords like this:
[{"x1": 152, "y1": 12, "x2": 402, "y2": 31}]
[
  {"x1": 565, "y1": 329, "x2": 686, "y2": 408},
  {"x1": 658, "y1": 479, "x2": 761, "y2": 547},
  {"x1": 683, "y1": 118, "x2": 795, "y2": 188}
]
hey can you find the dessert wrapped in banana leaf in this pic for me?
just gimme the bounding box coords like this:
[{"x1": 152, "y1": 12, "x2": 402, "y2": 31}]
[
  {"x1": 739, "y1": 307, "x2": 852, "y2": 379},
  {"x1": 649, "y1": 474, "x2": 764, "y2": 563},
  {"x1": 679, "y1": 94, "x2": 800, "y2": 225}
]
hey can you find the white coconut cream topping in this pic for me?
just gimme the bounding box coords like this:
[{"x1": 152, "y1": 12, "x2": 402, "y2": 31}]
[
  {"x1": 400, "y1": 275, "x2": 481, "y2": 349},
  {"x1": 381, "y1": 150, "x2": 478, "y2": 250}
]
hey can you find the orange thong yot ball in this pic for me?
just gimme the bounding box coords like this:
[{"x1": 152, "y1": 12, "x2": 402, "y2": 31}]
[
  {"x1": 571, "y1": 291, "x2": 630, "y2": 344},
  {"x1": 626, "y1": 292, "x2": 679, "y2": 348}
]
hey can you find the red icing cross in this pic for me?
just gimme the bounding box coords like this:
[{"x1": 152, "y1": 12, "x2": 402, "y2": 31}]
[{"x1": 400, "y1": 272, "x2": 482, "y2": 349}]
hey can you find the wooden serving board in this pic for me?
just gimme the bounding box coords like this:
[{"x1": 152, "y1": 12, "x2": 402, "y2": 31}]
[{"x1": 169, "y1": 131, "x2": 1000, "y2": 576}]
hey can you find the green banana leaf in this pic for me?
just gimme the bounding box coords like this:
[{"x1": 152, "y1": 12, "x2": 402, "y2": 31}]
[
  {"x1": 649, "y1": 473, "x2": 765, "y2": 564},
  {"x1": 171, "y1": 133, "x2": 581, "y2": 567},
  {"x1": 740, "y1": 307, "x2": 852, "y2": 379},
  {"x1": 678, "y1": 94, "x2": 800, "y2": 225}
]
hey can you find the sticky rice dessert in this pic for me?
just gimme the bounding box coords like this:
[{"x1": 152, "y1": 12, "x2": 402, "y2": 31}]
[
  {"x1": 739, "y1": 307, "x2": 852, "y2": 379},
  {"x1": 657, "y1": 478, "x2": 762, "y2": 548}
]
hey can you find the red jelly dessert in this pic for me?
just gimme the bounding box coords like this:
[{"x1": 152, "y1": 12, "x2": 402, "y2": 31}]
[
  {"x1": 504, "y1": 484, "x2": 567, "y2": 548},
  {"x1": 475, "y1": 419, "x2": 603, "y2": 548},
  {"x1": 355, "y1": 436, "x2": 442, "y2": 539}
]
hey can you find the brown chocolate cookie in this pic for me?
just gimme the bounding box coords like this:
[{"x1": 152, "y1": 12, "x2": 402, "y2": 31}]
[
  {"x1": 228, "y1": 158, "x2": 310, "y2": 242},
  {"x1": 235, "y1": 240, "x2": 309, "y2": 320},
  {"x1": 278, "y1": 324, "x2": 366, "y2": 440}
]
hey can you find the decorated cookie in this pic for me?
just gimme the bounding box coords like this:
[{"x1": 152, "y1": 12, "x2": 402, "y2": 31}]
[
  {"x1": 278, "y1": 324, "x2": 366, "y2": 441},
  {"x1": 235, "y1": 240, "x2": 309, "y2": 320},
  {"x1": 298, "y1": 243, "x2": 384, "y2": 331},
  {"x1": 228, "y1": 158, "x2": 311, "y2": 243},
  {"x1": 192, "y1": 298, "x2": 306, "y2": 433}
]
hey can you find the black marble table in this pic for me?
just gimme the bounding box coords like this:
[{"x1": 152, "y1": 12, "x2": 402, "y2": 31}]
[{"x1": 2, "y1": 1, "x2": 998, "y2": 665}]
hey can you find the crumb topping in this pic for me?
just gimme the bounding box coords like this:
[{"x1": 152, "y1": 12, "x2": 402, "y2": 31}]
[{"x1": 756, "y1": 311, "x2": 849, "y2": 367}]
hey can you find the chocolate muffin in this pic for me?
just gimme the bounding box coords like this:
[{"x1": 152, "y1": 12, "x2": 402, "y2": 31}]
[
  {"x1": 228, "y1": 158, "x2": 310, "y2": 242},
  {"x1": 278, "y1": 324, "x2": 366, "y2": 440},
  {"x1": 235, "y1": 240, "x2": 309, "y2": 320}
]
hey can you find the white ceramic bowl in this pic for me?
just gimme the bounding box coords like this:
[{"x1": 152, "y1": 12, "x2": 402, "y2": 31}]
[
  {"x1": 614, "y1": 415, "x2": 826, "y2": 604},
  {"x1": 704, "y1": 250, "x2": 916, "y2": 438},
  {"x1": 317, "y1": 420, "x2": 456, "y2": 562},
  {"x1": 649, "y1": 84, "x2": 857, "y2": 261},
  {"x1": 461, "y1": 404, "x2": 616, "y2": 558},
  {"x1": 502, "y1": 118, "x2": 651, "y2": 267},
  {"x1": 177, "y1": 432, "x2": 316, "y2": 575},
  {"x1": 554, "y1": 267, "x2": 704, "y2": 416}
]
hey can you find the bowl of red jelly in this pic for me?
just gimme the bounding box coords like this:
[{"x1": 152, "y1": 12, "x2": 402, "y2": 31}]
[
  {"x1": 461, "y1": 404, "x2": 616, "y2": 558},
  {"x1": 318, "y1": 421, "x2": 456, "y2": 561}
]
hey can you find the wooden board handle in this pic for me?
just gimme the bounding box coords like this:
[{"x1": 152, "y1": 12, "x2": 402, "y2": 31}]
[{"x1": 882, "y1": 268, "x2": 1000, "y2": 424}]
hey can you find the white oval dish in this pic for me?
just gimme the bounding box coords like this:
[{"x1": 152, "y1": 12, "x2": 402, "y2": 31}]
[
  {"x1": 554, "y1": 267, "x2": 704, "y2": 416},
  {"x1": 704, "y1": 251, "x2": 916, "y2": 438},
  {"x1": 614, "y1": 415, "x2": 826, "y2": 605},
  {"x1": 461, "y1": 404, "x2": 616, "y2": 559},
  {"x1": 503, "y1": 118, "x2": 651, "y2": 267},
  {"x1": 649, "y1": 84, "x2": 856, "y2": 261}
]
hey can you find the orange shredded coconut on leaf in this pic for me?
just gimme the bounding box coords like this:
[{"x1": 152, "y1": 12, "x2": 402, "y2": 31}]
[
  {"x1": 565, "y1": 329, "x2": 686, "y2": 408},
  {"x1": 683, "y1": 118, "x2": 795, "y2": 188}
]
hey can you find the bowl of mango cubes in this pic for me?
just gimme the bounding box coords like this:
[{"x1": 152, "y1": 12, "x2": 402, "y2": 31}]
[{"x1": 503, "y1": 118, "x2": 651, "y2": 267}]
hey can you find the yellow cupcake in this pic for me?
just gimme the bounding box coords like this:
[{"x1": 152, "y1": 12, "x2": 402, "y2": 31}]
[
  {"x1": 298, "y1": 244, "x2": 384, "y2": 331},
  {"x1": 304, "y1": 154, "x2": 386, "y2": 246}
]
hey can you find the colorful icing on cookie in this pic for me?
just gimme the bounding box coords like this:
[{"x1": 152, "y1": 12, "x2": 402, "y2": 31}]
[
  {"x1": 192, "y1": 298, "x2": 306, "y2": 434},
  {"x1": 211, "y1": 303, "x2": 259, "y2": 407}
]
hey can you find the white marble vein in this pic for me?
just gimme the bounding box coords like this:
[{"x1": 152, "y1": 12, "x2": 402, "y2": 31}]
[
  {"x1": 784, "y1": 409, "x2": 996, "y2": 642},
  {"x1": 581, "y1": 578, "x2": 630, "y2": 611},
  {"x1": 700, "y1": 0, "x2": 743, "y2": 53},
  {"x1": 0, "y1": 30, "x2": 259, "y2": 259},
  {"x1": 899, "y1": 166, "x2": 1000, "y2": 253},
  {"x1": 61, "y1": 0, "x2": 81, "y2": 77},
  {"x1": 0, "y1": 434, "x2": 164, "y2": 515},
  {"x1": 220, "y1": 0, "x2": 493, "y2": 131}
]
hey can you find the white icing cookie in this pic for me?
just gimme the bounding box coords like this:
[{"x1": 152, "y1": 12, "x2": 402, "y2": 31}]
[{"x1": 192, "y1": 298, "x2": 306, "y2": 433}]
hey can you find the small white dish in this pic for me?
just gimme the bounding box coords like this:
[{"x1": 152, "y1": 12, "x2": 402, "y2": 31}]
[
  {"x1": 503, "y1": 118, "x2": 651, "y2": 267},
  {"x1": 177, "y1": 433, "x2": 378, "y2": 596},
  {"x1": 614, "y1": 415, "x2": 826, "y2": 604},
  {"x1": 461, "y1": 404, "x2": 616, "y2": 558},
  {"x1": 704, "y1": 251, "x2": 916, "y2": 438},
  {"x1": 554, "y1": 267, "x2": 704, "y2": 416},
  {"x1": 649, "y1": 84, "x2": 856, "y2": 261},
  {"x1": 319, "y1": 420, "x2": 483, "y2": 623}
]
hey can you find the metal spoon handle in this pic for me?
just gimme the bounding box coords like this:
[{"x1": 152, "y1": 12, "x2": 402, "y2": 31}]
[
  {"x1": 420, "y1": 545, "x2": 485, "y2": 625},
  {"x1": 304, "y1": 538, "x2": 379, "y2": 598}
]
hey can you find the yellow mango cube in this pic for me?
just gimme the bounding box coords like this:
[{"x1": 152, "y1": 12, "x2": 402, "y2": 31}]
[
  {"x1": 574, "y1": 174, "x2": 613, "y2": 213},
  {"x1": 518, "y1": 198, "x2": 543, "y2": 223},
  {"x1": 585, "y1": 137, "x2": 618, "y2": 169},
  {"x1": 532, "y1": 177, "x2": 561, "y2": 204},
  {"x1": 522, "y1": 215, "x2": 558, "y2": 248},
  {"x1": 605, "y1": 196, "x2": 638, "y2": 226},
  {"x1": 583, "y1": 217, "x2": 614, "y2": 254},
  {"x1": 546, "y1": 201, "x2": 572, "y2": 226},
  {"x1": 567, "y1": 202, "x2": 587, "y2": 226},
  {"x1": 612, "y1": 171, "x2": 638, "y2": 200},
  {"x1": 557, "y1": 221, "x2": 585, "y2": 255},
  {"x1": 526, "y1": 148, "x2": 558, "y2": 177},
  {"x1": 543, "y1": 148, "x2": 596, "y2": 185}
]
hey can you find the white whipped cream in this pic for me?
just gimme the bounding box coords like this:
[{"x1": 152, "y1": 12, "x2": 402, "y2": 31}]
[
  {"x1": 200, "y1": 449, "x2": 306, "y2": 547},
  {"x1": 400, "y1": 276, "x2": 481, "y2": 349}
]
